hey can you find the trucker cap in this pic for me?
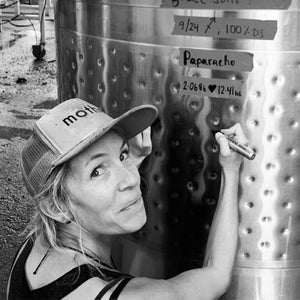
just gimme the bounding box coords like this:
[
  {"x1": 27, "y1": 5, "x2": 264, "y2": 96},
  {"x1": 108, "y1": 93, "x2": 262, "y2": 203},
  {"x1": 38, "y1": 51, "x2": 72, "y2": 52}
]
[{"x1": 21, "y1": 98, "x2": 158, "y2": 196}]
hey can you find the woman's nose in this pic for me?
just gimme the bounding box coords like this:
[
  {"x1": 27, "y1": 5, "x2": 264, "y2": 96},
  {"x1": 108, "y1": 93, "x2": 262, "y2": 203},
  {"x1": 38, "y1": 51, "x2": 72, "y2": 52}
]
[{"x1": 117, "y1": 164, "x2": 139, "y2": 191}]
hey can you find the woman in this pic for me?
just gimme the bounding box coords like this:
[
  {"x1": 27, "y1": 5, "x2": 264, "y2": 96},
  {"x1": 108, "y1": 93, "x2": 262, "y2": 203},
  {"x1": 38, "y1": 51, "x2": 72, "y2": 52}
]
[{"x1": 7, "y1": 98, "x2": 246, "y2": 300}]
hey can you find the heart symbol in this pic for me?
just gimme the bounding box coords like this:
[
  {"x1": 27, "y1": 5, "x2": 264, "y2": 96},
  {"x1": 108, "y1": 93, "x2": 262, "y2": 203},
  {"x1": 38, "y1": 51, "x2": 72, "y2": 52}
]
[{"x1": 208, "y1": 84, "x2": 217, "y2": 93}]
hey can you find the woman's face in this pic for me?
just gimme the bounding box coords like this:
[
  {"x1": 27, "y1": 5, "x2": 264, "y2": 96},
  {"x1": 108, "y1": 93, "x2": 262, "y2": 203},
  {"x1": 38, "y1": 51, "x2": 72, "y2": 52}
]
[{"x1": 65, "y1": 131, "x2": 146, "y2": 236}]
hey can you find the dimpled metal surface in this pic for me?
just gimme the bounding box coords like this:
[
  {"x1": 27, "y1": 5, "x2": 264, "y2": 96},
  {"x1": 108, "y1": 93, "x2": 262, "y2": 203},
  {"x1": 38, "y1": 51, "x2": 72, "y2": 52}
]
[{"x1": 55, "y1": 1, "x2": 300, "y2": 299}]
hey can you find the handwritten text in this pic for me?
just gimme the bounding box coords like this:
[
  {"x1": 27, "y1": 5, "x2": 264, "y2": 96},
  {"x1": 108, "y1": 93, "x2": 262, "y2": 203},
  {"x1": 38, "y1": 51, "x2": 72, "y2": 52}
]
[
  {"x1": 180, "y1": 77, "x2": 244, "y2": 99},
  {"x1": 173, "y1": 16, "x2": 277, "y2": 40},
  {"x1": 180, "y1": 48, "x2": 253, "y2": 71}
]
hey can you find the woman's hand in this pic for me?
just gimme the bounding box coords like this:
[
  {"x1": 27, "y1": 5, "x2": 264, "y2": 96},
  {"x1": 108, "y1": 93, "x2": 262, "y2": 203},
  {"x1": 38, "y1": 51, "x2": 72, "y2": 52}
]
[
  {"x1": 214, "y1": 123, "x2": 248, "y2": 171},
  {"x1": 129, "y1": 126, "x2": 152, "y2": 168}
]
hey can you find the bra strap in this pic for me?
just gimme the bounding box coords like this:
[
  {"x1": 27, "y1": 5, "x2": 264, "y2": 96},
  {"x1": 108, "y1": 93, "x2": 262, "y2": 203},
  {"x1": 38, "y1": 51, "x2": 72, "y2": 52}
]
[
  {"x1": 94, "y1": 276, "x2": 130, "y2": 300},
  {"x1": 109, "y1": 277, "x2": 132, "y2": 300}
]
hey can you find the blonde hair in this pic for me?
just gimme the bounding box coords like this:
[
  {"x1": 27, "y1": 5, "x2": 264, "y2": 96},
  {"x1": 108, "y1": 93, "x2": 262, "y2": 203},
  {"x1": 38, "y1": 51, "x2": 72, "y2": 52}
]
[{"x1": 27, "y1": 163, "x2": 103, "y2": 270}]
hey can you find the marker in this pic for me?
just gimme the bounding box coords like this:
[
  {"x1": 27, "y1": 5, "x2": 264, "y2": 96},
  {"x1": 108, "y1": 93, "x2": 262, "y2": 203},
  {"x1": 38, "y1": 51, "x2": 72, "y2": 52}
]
[{"x1": 211, "y1": 130, "x2": 256, "y2": 160}]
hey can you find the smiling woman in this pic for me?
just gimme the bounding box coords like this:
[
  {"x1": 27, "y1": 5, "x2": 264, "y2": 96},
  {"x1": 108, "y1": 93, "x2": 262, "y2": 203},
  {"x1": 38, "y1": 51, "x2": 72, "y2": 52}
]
[
  {"x1": 6, "y1": 98, "x2": 246, "y2": 300},
  {"x1": 65, "y1": 132, "x2": 147, "y2": 236}
]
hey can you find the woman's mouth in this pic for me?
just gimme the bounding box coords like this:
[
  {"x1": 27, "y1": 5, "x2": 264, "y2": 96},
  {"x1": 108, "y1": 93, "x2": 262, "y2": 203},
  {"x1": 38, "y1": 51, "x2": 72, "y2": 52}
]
[{"x1": 120, "y1": 195, "x2": 142, "y2": 212}]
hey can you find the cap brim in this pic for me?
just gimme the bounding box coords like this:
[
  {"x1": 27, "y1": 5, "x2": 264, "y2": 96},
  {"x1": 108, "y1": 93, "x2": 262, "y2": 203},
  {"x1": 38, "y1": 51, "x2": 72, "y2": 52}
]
[{"x1": 53, "y1": 104, "x2": 158, "y2": 167}]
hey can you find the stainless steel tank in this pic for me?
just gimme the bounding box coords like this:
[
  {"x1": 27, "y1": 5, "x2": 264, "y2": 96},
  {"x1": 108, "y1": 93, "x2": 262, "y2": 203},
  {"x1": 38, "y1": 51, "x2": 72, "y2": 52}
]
[{"x1": 55, "y1": 1, "x2": 300, "y2": 299}]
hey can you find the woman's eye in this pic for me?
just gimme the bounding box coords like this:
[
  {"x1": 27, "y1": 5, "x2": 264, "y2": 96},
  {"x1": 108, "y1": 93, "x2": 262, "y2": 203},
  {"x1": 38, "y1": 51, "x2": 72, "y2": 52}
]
[
  {"x1": 120, "y1": 150, "x2": 129, "y2": 161},
  {"x1": 91, "y1": 166, "x2": 105, "y2": 178}
]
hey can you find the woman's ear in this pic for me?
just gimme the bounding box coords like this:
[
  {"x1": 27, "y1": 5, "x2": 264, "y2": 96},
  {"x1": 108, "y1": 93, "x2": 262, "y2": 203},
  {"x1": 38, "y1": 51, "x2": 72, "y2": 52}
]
[{"x1": 39, "y1": 198, "x2": 73, "y2": 224}]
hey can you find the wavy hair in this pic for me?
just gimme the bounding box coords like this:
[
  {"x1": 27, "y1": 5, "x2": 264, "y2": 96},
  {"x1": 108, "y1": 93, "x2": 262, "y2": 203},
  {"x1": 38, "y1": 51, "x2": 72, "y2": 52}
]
[{"x1": 26, "y1": 162, "x2": 103, "y2": 271}]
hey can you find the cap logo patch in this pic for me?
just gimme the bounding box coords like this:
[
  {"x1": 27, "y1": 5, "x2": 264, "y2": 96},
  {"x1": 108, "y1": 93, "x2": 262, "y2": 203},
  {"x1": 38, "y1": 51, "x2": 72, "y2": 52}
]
[{"x1": 63, "y1": 104, "x2": 102, "y2": 126}]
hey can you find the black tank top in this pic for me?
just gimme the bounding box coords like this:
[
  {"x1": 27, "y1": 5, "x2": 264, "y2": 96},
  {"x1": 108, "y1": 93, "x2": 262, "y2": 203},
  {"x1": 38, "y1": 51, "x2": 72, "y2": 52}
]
[{"x1": 7, "y1": 237, "x2": 133, "y2": 300}]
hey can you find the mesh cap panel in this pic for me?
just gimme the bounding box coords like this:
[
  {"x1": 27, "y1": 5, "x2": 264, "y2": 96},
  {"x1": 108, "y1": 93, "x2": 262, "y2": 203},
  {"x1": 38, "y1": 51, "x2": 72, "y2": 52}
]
[{"x1": 21, "y1": 131, "x2": 59, "y2": 196}]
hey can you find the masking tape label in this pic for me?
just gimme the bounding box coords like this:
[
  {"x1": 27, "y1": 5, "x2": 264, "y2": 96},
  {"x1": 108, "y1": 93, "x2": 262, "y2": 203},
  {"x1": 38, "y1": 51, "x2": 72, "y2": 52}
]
[
  {"x1": 172, "y1": 16, "x2": 277, "y2": 40},
  {"x1": 179, "y1": 48, "x2": 253, "y2": 71},
  {"x1": 161, "y1": 0, "x2": 292, "y2": 10}
]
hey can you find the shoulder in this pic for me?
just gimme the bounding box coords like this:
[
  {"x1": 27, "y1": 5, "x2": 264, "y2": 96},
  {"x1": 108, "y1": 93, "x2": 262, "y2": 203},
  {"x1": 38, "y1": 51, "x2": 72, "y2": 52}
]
[
  {"x1": 120, "y1": 277, "x2": 177, "y2": 300},
  {"x1": 63, "y1": 276, "x2": 177, "y2": 300}
]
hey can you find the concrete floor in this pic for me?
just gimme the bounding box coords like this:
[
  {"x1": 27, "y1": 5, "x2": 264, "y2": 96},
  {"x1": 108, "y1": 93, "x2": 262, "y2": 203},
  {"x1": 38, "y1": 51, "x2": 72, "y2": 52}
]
[{"x1": 0, "y1": 18, "x2": 57, "y2": 299}]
